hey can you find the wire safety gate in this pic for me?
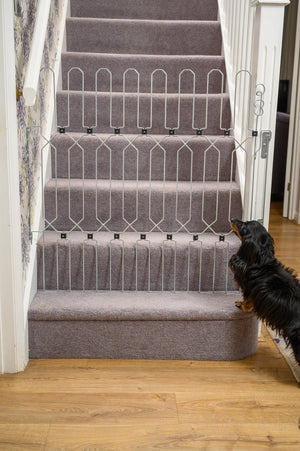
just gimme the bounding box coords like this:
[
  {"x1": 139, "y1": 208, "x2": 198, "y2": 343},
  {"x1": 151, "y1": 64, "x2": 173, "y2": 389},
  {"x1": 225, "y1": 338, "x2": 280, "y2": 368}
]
[{"x1": 26, "y1": 67, "x2": 266, "y2": 293}]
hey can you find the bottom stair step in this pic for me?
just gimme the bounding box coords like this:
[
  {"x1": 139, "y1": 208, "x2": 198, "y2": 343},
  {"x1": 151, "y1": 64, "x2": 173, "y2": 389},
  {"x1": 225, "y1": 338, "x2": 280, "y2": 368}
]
[{"x1": 28, "y1": 291, "x2": 258, "y2": 360}]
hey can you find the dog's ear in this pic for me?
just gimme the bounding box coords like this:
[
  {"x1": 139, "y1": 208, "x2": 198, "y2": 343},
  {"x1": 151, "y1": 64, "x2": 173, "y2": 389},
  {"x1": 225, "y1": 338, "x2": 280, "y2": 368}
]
[
  {"x1": 260, "y1": 231, "x2": 274, "y2": 255},
  {"x1": 237, "y1": 240, "x2": 258, "y2": 266},
  {"x1": 258, "y1": 231, "x2": 274, "y2": 261},
  {"x1": 238, "y1": 230, "x2": 274, "y2": 267}
]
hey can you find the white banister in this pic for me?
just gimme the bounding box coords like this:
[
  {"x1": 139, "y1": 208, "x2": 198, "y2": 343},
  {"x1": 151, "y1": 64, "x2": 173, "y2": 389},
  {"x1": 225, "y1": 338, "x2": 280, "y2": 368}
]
[
  {"x1": 249, "y1": 0, "x2": 289, "y2": 227},
  {"x1": 218, "y1": 0, "x2": 289, "y2": 227},
  {"x1": 23, "y1": 0, "x2": 51, "y2": 106},
  {"x1": 218, "y1": 0, "x2": 255, "y2": 126}
]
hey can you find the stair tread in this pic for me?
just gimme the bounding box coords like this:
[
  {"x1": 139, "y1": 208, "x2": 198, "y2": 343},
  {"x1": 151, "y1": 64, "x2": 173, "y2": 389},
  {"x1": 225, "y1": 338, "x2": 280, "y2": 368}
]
[
  {"x1": 70, "y1": 0, "x2": 219, "y2": 21},
  {"x1": 29, "y1": 290, "x2": 249, "y2": 321}
]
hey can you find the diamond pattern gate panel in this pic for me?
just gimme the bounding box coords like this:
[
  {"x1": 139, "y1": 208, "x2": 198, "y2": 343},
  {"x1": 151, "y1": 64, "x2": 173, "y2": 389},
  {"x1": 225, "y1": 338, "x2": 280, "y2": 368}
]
[{"x1": 27, "y1": 67, "x2": 265, "y2": 293}]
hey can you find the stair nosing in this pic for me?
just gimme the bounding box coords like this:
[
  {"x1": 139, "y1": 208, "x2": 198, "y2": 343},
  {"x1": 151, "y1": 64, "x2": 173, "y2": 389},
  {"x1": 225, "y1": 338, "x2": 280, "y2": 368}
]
[
  {"x1": 51, "y1": 132, "x2": 234, "y2": 140},
  {"x1": 56, "y1": 90, "x2": 230, "y2": 98},
  {"x1": 44, "y1": 178, "x2": 240, "y2": 189},
  {"x1": 62, "y1": 52, "x2": 225, "y2": 61},
  {"x1": 67, "y1": 17, "x2": 220, "y2": 25}
]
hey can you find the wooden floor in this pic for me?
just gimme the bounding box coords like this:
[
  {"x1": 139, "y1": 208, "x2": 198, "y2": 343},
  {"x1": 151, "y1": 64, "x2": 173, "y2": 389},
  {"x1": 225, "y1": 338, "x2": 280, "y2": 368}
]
[{"x1": 1, "y1": 203, "x2": 300, "y2": 450}]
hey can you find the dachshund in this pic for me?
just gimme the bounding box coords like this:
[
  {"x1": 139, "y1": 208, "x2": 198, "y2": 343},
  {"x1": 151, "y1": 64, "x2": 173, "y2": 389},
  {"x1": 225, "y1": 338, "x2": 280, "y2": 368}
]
[{"x1": 229, "y1": 219, "x2": 300, "y2": 365}]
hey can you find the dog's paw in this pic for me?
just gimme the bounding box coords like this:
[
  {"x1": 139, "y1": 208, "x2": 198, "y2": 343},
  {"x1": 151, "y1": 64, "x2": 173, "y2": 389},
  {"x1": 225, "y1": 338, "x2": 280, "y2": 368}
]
[{"x1": 235, "y1": 300, "x2": 254, "y2": 312}]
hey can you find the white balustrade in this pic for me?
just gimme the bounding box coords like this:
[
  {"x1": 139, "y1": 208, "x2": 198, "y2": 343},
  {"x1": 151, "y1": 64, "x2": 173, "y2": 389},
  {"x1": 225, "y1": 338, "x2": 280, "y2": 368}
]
[{"x1": 218, "y1": 0, "x2": 289, "y2": 227}]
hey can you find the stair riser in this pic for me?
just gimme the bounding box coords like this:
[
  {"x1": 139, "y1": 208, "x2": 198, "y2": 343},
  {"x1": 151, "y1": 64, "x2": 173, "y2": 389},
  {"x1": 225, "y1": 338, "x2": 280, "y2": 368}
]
[
  {"x1": 37, "y1": 237, "x2": 238, "y2": 291},
  {"x1": 70, "y1": 0, "x2": 219, "y2": 21},
  {"x1": 66, "y1": 19, "x2": 221, "y2": 56},
  {"x1": 56, "y1": 92, "x2": 231, "y2": 135},
  {"x1": 44, "y1": 181, "x2": 242, "y2": 233},
  {"x1": 51, "y1": 134, "x2": 236, "y2": 181},
  {"x1": 61, "y1": 53, "x2": 226, "y2": 94},
  {"x1": 29, "y1": 317, "x2": 258, "y2": 360}
]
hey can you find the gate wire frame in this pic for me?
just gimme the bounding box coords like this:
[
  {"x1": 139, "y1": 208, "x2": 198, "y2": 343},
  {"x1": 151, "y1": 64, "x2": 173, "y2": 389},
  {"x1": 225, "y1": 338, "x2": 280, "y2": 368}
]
[
  {"x1": 68, "y1": 136, "x2": 85, "y2": 231},
  {"x1": 56, "y1": 234, "x2": 71, "y2": 291},
  {"x1": 27, "y1": 66, "x2": 265, "y2": 293},
  {"x1": 94, "y1": 133, "x2": 113, "y2": 231},
  {"x1": 83, "y1": 234, "x2": 99, "y2": 291},
  {"x1": 136, "y1": 235, "x2": 151, "y2": 292},
  {"x1": 187, "y1": 237, "x2": 203, "y2": 293},
  {"x1": 110, "y1": 235, "x2": 125, "y2": 292},
  {"x1": 250, "y1": 83, "x2": 266, "y2": 220}
]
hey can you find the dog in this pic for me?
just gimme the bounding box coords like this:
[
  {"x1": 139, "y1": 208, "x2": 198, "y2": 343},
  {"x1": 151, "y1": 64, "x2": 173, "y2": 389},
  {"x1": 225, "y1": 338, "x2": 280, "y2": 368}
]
[{"x1": 229, "y1": 218, "x2": 300, "y2": 364}]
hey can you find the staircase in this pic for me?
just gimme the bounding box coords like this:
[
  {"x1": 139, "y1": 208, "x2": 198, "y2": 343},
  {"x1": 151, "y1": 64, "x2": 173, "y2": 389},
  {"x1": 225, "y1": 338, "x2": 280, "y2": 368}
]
[{"x1": 28, "y1": 0, "x2": 258, "y2": 360}]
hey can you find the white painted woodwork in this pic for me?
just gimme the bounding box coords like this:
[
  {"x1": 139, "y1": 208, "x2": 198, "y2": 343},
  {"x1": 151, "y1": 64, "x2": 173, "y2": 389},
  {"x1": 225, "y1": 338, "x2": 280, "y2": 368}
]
[
  {"x1": 0, "y1": 0, "x2": 68, "y2": 373},
  {"x1": 283, "y1": 0, "x2": 300, "y2": 223},
  {"x1": 218, "y1": 0, "x2": 289, "y2": 228},
  {"x1": 23, "y1": 0, "x2": 69, "y2": 333},
  {"x1": 23, "y1": 0, "x2": 51, "y2": 106},
  {"x1": 0, "y1": 0, "x2": 26, "y2": 373}
]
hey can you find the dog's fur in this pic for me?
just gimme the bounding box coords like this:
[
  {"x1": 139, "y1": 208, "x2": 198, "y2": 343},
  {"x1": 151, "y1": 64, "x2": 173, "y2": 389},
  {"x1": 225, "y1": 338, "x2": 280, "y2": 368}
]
[{"x1": 229, "y1": 219, "x2": 300, "y2": 364}]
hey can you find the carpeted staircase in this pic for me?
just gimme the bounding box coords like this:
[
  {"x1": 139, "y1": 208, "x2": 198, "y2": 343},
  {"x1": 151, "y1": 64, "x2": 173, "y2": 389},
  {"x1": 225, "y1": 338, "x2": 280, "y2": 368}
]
[{"x1": 28, "y1": 0, "x2": 258, "y2": 360}]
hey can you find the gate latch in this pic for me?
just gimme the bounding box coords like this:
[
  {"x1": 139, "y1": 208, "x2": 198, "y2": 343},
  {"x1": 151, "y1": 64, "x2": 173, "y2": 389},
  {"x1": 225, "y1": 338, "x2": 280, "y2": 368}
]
[{"x1": 261, "y1": 130, "x2": 272, "y2": 159}]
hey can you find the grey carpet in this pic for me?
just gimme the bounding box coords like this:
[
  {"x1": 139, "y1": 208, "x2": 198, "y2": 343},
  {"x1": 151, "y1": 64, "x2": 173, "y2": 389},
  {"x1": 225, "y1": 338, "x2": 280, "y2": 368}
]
[
  {"x1": 66, "y1": 19, "x2": 222, "y2": 55},
  {"x1": 37, "y1": 231, "x2": 240, "y2": 291},
  {"x1": 62, "y1": 54, "x2": 226, "y2": 93},
  {"x1": 70, "y1": 0, "x2": 219, "y2": 21},
  {"x1": 56, "y1": 91, "x2": 231, "y2": 134},
  {"x1": 43, "y1": 179, "x2": 241, "y2": 233},
  {"x1": 50, "y1": 134, "x2": 236, "y2": 181},
  {"x1": 29, "y1": 291, "x2": 258, "y2": 360},
  {"x1": 28, "y1": 0, "x2": 259, "y2": 360}
]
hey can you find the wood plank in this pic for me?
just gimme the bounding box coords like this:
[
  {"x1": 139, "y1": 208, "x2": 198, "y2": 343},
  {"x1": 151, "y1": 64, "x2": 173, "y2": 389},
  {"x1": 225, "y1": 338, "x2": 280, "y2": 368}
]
[
  {"x1": 27, "y1": 359, "x2": 89, "y2": 369},
  {"x1": 176, "y1": 392, "x2": 300, "y2": 424},
  {"x1": 44, "y1": 423, "x2": 300, "y2": 450},
  {"x1": 0, "y1": 425, "x2": 49, "y2": 450},
  {"x1": 269, "y1": 203, "x2": 300, "y2": 275},
  {"x1": 0, "y1": 392, "x2": 177, "y2": 425},
  {"x1": 0, "y1": 365, "x2": 296, "y2": 395}
]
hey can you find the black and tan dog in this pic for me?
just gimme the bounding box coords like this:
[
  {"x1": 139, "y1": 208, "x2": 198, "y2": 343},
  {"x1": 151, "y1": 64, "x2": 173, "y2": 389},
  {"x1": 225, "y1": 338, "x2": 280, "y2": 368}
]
[{"x1": 229, "y1": 218, "x2": 300, "y2": 364}]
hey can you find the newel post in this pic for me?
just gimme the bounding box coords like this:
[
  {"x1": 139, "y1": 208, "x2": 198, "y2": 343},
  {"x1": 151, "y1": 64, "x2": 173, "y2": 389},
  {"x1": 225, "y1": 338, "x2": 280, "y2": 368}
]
[{"x1": 249, "y1": 0, "x2": 289, "y2": 227}]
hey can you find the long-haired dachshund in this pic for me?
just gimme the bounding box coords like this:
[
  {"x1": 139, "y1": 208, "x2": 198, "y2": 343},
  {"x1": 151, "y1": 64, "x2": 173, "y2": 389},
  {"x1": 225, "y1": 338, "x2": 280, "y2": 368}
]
[{"x1": 229, "y1": 219, "x2": 300, "y2": 364}]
